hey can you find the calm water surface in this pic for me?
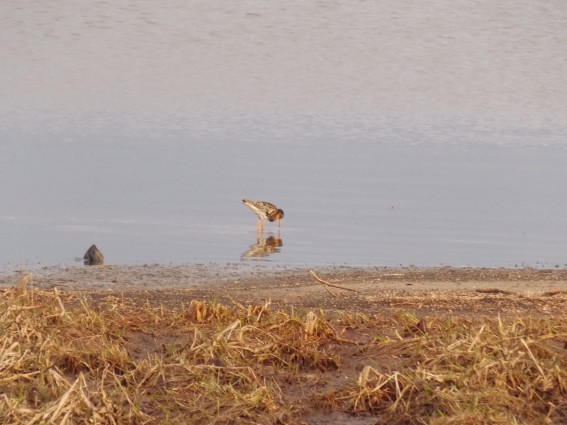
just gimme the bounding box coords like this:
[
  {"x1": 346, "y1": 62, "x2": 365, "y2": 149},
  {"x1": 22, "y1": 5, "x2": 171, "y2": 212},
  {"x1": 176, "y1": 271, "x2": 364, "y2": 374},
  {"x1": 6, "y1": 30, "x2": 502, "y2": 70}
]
[{"x1": 1, "y1": 1, "x2": 567, "y2": 267}]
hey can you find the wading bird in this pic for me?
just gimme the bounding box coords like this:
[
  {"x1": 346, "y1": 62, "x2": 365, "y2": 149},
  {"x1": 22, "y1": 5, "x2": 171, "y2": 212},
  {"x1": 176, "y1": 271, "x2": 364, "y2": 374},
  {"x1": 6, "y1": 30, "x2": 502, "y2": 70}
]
[{"x1": 242, "y1": 198, "x2": 284, "y2": 230}]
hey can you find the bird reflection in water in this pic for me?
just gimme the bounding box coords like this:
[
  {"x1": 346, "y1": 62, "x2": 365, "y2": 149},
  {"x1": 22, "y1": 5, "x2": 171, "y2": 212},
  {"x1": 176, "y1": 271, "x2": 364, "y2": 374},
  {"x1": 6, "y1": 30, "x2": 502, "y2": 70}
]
[{"x1": 242, "y1": 230, "x2": 283, "y2": 259}]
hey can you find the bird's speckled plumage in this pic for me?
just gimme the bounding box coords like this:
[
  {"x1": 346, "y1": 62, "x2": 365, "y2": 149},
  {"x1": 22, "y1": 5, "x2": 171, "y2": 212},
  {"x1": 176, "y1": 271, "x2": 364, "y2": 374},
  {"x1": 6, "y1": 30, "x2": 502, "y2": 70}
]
[{"x1": 242, "y1": 198, "x2": 284, "y2": 228}]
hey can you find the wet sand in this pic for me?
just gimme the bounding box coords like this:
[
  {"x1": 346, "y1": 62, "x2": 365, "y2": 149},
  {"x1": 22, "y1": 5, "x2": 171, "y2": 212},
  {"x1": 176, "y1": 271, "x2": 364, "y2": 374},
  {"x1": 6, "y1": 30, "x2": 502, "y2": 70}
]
[{"x1": 2, "y1": 265, "x2": 567, "y2": 317}]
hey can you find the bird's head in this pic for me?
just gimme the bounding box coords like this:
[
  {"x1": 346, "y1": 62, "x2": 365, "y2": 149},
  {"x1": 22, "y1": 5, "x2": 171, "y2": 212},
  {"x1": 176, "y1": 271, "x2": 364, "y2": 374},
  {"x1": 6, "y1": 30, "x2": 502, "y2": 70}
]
[{"x1": 268, "y1": 209, "x2": 284, "y2": 224}]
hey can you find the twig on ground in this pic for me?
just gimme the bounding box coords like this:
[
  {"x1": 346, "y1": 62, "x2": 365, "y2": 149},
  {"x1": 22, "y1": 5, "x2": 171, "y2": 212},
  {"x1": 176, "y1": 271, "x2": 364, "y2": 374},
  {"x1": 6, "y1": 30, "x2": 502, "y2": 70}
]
[
  {"x1": 309, "y1": 270, "x2": 360, "y2": 294},
  {"x1": 321, "y1": 282, "x2": 338, "y2": 297}
]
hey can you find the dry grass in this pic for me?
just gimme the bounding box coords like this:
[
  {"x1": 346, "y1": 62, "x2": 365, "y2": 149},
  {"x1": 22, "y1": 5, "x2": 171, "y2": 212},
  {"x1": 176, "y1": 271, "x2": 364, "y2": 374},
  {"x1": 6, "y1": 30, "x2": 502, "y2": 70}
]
[
  {"x1": 323, "y1": 313, "x2": 567, "y2": 424},
  {"x1": 1, "y1": 275, "x2": 566, "y2": 424}
]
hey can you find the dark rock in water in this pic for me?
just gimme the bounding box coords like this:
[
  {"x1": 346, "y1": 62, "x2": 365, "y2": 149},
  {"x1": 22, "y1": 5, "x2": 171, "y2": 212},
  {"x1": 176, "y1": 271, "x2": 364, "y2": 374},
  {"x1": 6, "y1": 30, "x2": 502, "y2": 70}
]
[{"x1": 84, "y1": 244, "x2": 104, "y2": 265}]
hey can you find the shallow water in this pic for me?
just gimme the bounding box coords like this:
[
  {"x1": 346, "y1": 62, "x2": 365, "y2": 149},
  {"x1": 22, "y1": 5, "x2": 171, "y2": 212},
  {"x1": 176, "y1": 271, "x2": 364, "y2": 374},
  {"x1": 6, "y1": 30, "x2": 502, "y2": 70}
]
[{"x1": 1, "y1": 1, "x2": 567, "y2": 267}]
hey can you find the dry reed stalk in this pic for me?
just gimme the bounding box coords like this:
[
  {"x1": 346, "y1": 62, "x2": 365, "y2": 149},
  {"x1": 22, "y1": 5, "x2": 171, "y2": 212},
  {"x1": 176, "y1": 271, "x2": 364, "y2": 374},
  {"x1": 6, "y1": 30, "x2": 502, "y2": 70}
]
[
  {"x1": 187, "y1": 300, "x2": 230, "y2": 322},
  {"x1": 46, "y1": 287, "x2": 67, "y2": 318},
  {"x1": 304, "y1": 311, "x2": 318, "y2": 337}
]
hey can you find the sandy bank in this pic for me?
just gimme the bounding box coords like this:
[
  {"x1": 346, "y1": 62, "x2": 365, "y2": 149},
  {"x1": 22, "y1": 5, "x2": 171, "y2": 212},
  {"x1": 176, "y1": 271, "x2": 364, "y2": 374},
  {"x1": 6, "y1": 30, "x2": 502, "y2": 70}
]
[{"x1": 2, "y1": 265, "x2": 567, "y2": 318}]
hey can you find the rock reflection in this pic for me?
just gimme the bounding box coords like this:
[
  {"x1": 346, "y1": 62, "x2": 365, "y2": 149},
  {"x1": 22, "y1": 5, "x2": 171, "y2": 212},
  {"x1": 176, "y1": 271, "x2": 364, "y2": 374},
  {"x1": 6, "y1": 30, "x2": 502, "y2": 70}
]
[{"x1": 241, "y1": 231, "x2": 283, "y2": 259}]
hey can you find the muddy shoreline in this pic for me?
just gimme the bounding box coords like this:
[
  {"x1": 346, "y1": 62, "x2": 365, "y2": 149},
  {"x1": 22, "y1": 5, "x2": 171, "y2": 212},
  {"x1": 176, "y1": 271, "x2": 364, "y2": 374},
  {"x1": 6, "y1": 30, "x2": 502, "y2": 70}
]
[{"x1": 2, "y1": 265, "x2": 567, "y2": 317}]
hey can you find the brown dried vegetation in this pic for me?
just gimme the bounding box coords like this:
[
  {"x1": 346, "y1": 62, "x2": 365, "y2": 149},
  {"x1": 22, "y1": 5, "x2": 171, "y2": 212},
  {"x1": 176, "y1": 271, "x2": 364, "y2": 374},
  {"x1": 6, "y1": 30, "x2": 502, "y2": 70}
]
[{"x1": 1, "y1": 275, "x2": 566, "y2": 424}]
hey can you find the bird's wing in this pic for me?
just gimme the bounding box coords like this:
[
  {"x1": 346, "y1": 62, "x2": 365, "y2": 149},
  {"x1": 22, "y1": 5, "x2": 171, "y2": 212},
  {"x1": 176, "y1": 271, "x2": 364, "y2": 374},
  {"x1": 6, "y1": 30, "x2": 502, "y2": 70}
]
[{"x1": 243, "y1": 200, "x2": 268, "y2": 218}]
